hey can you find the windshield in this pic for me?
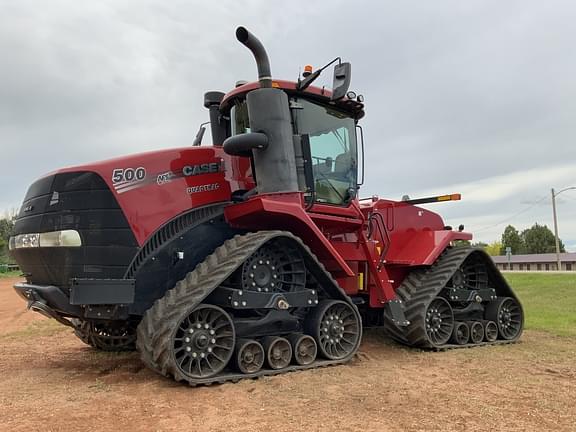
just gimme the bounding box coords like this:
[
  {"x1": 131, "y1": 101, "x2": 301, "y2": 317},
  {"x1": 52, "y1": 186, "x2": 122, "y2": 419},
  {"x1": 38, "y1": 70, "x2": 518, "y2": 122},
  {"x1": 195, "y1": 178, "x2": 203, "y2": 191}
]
[{"x1": 293, "y1": 98, "x2": 357, "y2": 205}]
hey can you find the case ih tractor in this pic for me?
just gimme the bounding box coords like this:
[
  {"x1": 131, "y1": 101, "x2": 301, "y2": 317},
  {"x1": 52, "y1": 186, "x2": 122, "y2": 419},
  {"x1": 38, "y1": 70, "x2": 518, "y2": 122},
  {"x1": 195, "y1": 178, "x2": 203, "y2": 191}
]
[{"x1": 9, "y1": 27, "x2": 523, "y2": 385}]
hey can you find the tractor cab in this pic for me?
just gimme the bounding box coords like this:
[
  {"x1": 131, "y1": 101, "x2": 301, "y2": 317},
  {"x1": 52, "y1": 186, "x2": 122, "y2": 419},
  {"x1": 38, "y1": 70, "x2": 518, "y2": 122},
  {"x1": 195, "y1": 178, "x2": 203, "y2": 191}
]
[
  {"x1": 221, "y1": 80, "x2": 364, "y2": 206},
  {"x1": 202, "y1": 27, "x2": 367, "y2": 211}
]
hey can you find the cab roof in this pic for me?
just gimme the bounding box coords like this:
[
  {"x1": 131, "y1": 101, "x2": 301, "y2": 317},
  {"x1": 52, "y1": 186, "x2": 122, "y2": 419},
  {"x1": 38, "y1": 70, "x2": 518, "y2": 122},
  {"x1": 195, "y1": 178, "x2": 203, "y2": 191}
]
[{"x1": 220, "y1": 79, "x2": 365, "y2": 120}]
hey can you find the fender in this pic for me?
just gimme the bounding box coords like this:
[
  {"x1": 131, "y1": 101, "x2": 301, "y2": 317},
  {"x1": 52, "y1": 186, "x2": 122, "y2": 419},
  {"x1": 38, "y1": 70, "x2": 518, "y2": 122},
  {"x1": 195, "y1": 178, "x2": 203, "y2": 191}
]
[
  {"x1": 224, "y1": 193, "x2": 355, "y2": 277},
  {"x1": 385, "y1": 230, "x2": 473, "y2": 266}
]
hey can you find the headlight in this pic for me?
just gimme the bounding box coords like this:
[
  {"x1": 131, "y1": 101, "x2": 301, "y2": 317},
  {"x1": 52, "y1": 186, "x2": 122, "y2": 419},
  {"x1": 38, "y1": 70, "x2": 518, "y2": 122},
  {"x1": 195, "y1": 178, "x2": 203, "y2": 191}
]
[
  {"x1": 9, "y1": 230, "x2": 82, "y2": 249},
  {"x1": 15, "y1": 233, "x2": 40, "y2": 249},
  {"x1": 40, "y1": 230, "x2": 82, "y2": 247}
]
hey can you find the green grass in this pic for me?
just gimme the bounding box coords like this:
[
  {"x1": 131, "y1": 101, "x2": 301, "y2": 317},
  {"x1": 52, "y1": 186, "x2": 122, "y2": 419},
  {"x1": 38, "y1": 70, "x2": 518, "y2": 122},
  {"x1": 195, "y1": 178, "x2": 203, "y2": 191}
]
[
  {"x1": 0, "y1": 270, "x2": 20, "y2": 278},
  {"x1": 505, "y1": 273, "x2": 576, "y2": 337}
]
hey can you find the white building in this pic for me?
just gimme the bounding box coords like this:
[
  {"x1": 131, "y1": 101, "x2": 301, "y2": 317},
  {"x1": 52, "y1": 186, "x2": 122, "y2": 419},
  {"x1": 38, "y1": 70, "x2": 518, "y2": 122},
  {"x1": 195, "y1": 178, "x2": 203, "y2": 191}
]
[{"x1": 491, "y1": 252, "x2": 576, "y2": 271}]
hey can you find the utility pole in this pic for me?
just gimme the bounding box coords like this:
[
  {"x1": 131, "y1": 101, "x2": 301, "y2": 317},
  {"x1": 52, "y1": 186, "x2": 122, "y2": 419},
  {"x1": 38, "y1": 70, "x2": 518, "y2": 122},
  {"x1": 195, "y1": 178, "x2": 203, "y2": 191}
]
[
  {"x1": 551, "y1": 186, "x2": 576, "y2": 271},
  {"x1": 551, "y1": 188, "x2": 561, "y2": 271}
]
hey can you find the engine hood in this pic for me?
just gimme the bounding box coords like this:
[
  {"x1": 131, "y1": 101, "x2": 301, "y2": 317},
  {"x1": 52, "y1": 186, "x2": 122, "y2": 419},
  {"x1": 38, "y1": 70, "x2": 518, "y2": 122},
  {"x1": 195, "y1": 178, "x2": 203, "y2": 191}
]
[{"x1": 30, "y1": 146, "x2": 253, "y2": 245}]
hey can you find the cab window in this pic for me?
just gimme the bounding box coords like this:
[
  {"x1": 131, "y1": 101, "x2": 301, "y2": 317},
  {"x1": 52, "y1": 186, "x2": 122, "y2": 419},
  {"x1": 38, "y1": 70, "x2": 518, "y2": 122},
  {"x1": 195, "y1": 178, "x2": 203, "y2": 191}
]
[{"x1": 230, "y1": 100, "x2": 250, "y2": 135}]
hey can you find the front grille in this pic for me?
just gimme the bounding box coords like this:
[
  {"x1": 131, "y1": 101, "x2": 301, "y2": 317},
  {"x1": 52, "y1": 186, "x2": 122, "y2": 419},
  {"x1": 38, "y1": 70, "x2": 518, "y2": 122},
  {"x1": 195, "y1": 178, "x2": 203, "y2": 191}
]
[{"x1": 11, "y1": 172, "x2": 138, "y2": 288}]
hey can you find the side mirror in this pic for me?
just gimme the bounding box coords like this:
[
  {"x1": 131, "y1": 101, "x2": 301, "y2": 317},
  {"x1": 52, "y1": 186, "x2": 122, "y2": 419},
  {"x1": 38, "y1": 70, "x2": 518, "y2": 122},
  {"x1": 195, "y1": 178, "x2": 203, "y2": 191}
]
[
  {"x1": 331, "y1": 62, "x2": 351, "y2": 101},
  {"x1": 192, "y1": 123, "x2": 208, "y2": 146}
]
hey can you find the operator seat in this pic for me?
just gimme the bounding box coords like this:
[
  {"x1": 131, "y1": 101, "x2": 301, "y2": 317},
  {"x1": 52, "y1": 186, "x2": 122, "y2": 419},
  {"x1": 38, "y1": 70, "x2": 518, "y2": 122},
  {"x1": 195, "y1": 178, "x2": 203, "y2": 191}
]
[{"x1": 333, "y1": 153, "x2": 353, "y2": 181}]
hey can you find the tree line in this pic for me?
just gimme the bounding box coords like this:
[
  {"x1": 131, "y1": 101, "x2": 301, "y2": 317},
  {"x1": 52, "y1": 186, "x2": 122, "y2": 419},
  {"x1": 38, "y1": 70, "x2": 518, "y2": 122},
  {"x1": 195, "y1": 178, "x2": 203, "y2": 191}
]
[
  {"x1": 0, "y1": 217, "x2": 15, "y2": 265},
  {"x1": 465, "y1": 223, "x2": 565, "y2": 256}
]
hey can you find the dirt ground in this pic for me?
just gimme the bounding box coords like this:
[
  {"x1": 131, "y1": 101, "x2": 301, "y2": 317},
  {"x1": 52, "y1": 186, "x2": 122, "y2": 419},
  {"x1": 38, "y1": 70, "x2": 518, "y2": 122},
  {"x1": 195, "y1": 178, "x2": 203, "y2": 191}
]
[{"x1": 1, "y1": 277, "x2": 575, "y2": 432}]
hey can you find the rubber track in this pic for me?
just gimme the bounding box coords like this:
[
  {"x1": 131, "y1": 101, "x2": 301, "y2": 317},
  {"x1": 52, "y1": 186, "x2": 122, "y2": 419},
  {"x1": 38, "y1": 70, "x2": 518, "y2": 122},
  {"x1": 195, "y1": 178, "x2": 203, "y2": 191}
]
[
  {"x1": 136, "y1": 230, "x2": 362, "y2": 386},
  {"x1": 384, "y1": 247, "x2": 522, "y2": 350}
]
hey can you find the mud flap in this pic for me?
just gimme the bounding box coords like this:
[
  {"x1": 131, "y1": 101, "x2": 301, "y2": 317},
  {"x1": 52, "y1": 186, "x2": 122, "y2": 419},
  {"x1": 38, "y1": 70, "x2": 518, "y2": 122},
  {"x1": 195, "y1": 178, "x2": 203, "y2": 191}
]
[{"x1": 384, "y1": 299, "x2": 410, "y2": 327}]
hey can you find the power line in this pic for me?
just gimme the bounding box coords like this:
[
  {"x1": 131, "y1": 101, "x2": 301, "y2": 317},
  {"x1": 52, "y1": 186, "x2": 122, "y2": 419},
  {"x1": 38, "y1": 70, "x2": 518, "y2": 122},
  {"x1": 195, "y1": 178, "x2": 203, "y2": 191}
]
[{"x1": 473, "y1": 195, "x2": 549, "y2": 233}]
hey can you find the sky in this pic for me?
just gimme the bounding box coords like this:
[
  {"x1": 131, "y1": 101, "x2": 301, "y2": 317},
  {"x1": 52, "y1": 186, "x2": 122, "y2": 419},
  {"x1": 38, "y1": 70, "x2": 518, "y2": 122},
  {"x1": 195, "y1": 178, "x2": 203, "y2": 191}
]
[{"x1": 1, "y1": 0, "x2": 575, "y2": 250}]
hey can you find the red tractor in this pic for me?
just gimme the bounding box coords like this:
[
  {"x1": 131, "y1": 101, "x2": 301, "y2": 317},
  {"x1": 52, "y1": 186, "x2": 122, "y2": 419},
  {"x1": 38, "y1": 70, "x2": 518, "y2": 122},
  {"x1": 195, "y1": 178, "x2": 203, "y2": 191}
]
[{"x1": 9, "y1": 27, "x2": 523, "y2": 385}]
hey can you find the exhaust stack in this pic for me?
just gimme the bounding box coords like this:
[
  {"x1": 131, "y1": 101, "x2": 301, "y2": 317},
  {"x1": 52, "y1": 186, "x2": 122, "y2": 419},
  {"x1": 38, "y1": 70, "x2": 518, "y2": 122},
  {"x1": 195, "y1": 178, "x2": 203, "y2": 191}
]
[
  {"x1": 223, "y1": 27, "x2": 299, "y2": 195},
  {"x1": 235, "y1": 27, "x2": 272, "y2": 88}
]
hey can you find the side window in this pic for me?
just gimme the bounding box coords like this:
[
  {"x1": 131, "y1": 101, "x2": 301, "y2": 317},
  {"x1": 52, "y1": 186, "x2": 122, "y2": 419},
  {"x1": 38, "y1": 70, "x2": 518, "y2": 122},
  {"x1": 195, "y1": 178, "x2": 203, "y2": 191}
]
[
  {"x1": 231, "y1": 100, "x2": 250, "y2": 135},
  {"x1": 294, "y1": 99, "x2": 357, "y2": 206}
]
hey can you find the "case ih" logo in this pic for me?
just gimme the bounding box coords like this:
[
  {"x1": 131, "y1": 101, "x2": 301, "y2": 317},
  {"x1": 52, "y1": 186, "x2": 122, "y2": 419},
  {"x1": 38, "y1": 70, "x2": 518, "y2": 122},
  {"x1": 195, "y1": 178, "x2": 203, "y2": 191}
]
[{"x1": 182, "y1": 162, "x2": 223, "y2": 177}]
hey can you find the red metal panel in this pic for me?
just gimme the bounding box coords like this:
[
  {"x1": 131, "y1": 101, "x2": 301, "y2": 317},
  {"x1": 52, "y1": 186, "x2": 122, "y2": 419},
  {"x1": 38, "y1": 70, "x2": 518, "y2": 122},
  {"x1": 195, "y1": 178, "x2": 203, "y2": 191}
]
[
  {"x1": 225, "y1": 193, "x2": 355, "y2": 277},
  {"x1": 45, "y1": 147, "x2": 254, "y2": 245},
  {"x1": 386, "y1": 230, "x2": 472, "y2": 265}
]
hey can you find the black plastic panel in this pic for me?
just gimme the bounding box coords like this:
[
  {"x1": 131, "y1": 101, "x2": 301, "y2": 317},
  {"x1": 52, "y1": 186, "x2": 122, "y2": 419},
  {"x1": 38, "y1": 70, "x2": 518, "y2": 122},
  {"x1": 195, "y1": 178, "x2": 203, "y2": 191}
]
[
  {"x1": 70, "y1": 279, "x2": 135, "y2": 305},
  {"x1": 11, "y1": 172, "x2": 138, "y2": 289}
]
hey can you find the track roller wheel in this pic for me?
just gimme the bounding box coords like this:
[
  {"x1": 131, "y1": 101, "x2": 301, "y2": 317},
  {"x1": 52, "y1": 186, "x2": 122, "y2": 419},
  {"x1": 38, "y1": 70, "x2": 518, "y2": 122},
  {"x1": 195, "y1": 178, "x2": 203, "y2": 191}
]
[
  {"x1": 263, "y1": 336, "x2": 292, "y2": 370},
  {"x1": 469, "y1": 321, "x2": 484, "y2": 344},
  {"x1": 484, "y1": 321, "x2": 498, "y2": 342},
  {"x1": 485, "y1": 297, "x2": 523, "y2": 340},
  {"x1": 424, "y1": 297, "x2": 454, "y2": 346},
  {"x1": 288, "y1": 334, "x2": 317, "y2": 366},
  {"x1": 450, "y1": 321, "x2": 470, "y2": 345},
  {"x1": 172, "y1": 304, "x2": 235, "y2": 379},
  {"x1": 307, "y1": 300, "x2": 361, "y2": 360},
  {"x1": 235, "y1": 339, "x2": 265, "y2": 374}
]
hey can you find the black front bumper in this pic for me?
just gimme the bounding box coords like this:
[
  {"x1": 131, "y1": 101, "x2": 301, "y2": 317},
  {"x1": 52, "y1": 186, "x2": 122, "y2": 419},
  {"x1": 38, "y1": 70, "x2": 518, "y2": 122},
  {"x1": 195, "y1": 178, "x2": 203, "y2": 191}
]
[
  {"x1": 14, "y1": 279, "x2": 135, "y2": 322},
  {"x1": 14, "y1": 282, "x2": 82, "y2": 316},
  {"x1": 14, "y1": 282, "x2": 81, "y2": 326}
]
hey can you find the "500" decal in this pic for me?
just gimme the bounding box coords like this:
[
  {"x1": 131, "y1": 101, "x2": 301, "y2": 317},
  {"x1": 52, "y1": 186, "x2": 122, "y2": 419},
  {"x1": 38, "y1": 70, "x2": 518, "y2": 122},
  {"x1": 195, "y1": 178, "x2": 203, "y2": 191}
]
[
  {"x1": 112, "y1": 167, "x2": 147, "y2": 194},
  {"x1": 112, "y1": 167, "x2": 146, "y2": 184}
]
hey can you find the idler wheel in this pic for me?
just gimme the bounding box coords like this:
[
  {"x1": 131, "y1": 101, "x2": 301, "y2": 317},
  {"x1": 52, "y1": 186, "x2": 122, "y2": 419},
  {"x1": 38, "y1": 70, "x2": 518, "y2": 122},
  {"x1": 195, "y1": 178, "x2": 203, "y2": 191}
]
[
  {"x1": 306, "y1": 300, "x2": 361, "y2": 360},
  {"x1": 172, "y1": 304, "x2": 235, "y2": 379},
  {"x1": 485, "y1": 297, "x2": 524, "y2": 340},
  {"x1": 424, "y1": 297, "x2": 454, "y2": 346}
]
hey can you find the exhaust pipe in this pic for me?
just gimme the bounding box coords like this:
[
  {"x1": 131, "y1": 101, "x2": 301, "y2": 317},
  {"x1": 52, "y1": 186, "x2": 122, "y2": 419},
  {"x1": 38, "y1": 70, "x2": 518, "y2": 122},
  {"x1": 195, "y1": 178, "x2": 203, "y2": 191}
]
[{"x1": 235, "y1": 27, "x2": 272, "y2": 88}]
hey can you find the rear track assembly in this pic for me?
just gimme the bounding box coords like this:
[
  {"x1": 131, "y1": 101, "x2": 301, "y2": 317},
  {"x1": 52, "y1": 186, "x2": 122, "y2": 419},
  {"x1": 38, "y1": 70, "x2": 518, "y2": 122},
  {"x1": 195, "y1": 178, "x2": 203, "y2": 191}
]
[{"x1": 384, "y1": 247, "x2": 524, "y2": 350}]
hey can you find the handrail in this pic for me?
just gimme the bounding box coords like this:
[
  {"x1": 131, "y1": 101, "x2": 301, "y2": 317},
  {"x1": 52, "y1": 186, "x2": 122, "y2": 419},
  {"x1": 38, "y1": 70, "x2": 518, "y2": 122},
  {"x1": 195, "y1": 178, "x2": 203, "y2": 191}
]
[{"x1": 367, "y1": 212, "x2": 391, "y2": 270}]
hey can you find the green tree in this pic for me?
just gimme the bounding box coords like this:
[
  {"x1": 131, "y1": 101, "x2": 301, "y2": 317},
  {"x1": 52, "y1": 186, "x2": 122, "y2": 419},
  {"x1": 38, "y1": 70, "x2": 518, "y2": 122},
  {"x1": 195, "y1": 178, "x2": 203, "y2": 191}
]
[
  {"x1": 521, "y1": 223, "x2": 565, "y2": 254},
  {"x1": 500, "y1": 225, "x2": 524, "y2": 255},
  {"x1": 0, "y1": 217, "x2": 15, "y2": 265},
  {"x1": 485, "y1": 241, "x2": 503, "y2": 256}
]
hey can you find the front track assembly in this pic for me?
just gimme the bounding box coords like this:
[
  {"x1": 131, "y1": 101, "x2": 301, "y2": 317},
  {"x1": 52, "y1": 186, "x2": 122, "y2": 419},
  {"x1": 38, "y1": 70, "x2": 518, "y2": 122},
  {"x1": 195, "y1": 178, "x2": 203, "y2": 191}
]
[
  {"x1": 136, "y1": 231, "x2": 362, "y2": 386},
  {"x1": 385, "y1": 247, "x2": 524, "y2": 350}
]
